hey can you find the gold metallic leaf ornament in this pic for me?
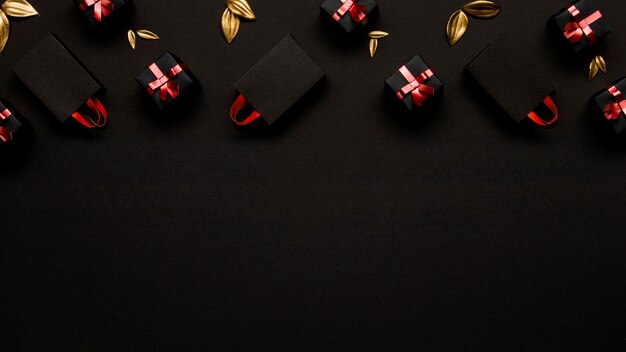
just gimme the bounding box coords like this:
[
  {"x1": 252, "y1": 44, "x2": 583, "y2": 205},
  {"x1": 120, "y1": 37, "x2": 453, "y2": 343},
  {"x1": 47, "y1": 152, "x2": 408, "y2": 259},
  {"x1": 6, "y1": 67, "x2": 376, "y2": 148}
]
[
  {"x1": 369, "y1": 39, "x2": 378, "y2": 58},
  {"x1": 1, "y1": 0, "x2": 38, "y2": 18},
  {"x1": 447, "y1": 10, "x2": 468, "y2": 46},
  {"x1": 589, "y1": 55, "x2": 606, "y2": 81},
  {"x1": 368, "y1": 31, "x2": 388, "y2": 39},
  {"x1": 221, "y1": 8, "x2": 240, "y2": 44},
  {"x1": 137, "y1": 29, "x2": 159, "y2": 40},
  {"x1": 226, "y1": 0, "x2": 256, "y2": 21},
  {"x1": 127, "y1": 30, "x2": 136, "y2": 49},
  {"x1": 0, "y1": 9, "x2": 9, "y2": 53},
  {"x1": 462, "y1": 1, "x2": 501, "y2": 19}
]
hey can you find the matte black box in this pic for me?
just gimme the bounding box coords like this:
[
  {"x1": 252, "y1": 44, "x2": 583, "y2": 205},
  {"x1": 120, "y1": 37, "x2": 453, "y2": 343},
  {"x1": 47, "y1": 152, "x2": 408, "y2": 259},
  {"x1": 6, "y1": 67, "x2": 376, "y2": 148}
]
[
  {"x1": 320, "y1": 0, "x2": 378, "y2": 34},
  {"x1": 465, "y1": 33, "x2": 558, "y2": 125},
  {"x1": 550, "y1": 0, "x2": 609, "y2": 53},
  {"x1": 385, "y1": 55, "x2": 443, "y2": 112},
  {"x1": 0, "y1": 100, "x2": 26, "y2": 144},
  {"x1": 592, "y1": 77, "x2": 626, "y2": 133},
  {"x1": 233, "y1": 35, "x2": 325, "y2": 125},
  {"x1": 136, "y1": 52, "x2": 198, "y2": 110},
  {"x1": 74, "y1": 0, "x2": 134, "y2": 27},
  {"x1": 13, "y1": 33, "x2": 104, "y2": 125}
]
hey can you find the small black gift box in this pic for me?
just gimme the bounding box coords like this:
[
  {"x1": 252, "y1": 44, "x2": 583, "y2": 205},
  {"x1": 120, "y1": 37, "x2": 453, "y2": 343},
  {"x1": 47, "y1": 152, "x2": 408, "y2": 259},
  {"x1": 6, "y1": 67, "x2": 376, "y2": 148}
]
[
  {"x1": 465, "y1": 33, "x2": 559, "y2": 127},
  {"x1": 136, "y1": 52, "x2": 198, "y2": 110},
  {"x1": 550, "y1": 0, "x2": 609, "y2": 53},
  {"x1": 385, "y1": 55, "x2": 443, "y2": 112},
  {"x1": 0, "y1": 100, "x2": 27, "y2": 144},
  {"x1": 592, "y1": 77, "x2": 626, "y2": 133},
  {"x1": 74, "y1": 0, "x2": 134, "y2": 27},
  {"x1": 13, "y1": 33, "x2": 108, "y2": 128},
  {"x1": 320, "y1": 0, "x2": 378, "y2": 34},
  {"x1": 231, "y1": 34, "x2": 325, "y2": 127}
]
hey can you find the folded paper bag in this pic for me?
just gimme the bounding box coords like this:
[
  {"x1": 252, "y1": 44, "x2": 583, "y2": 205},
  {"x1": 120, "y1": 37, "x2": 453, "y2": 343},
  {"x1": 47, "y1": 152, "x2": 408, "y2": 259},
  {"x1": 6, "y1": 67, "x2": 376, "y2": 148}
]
[
  {"x1": 13, "y1": 34, "x2": 108, "y2": 129},
  {"x1": 465, "y1": 33, "x2": 559, "y2": 127},
  {"x1": 230, "y1": 35, "x2": 326, "y2": 127}
]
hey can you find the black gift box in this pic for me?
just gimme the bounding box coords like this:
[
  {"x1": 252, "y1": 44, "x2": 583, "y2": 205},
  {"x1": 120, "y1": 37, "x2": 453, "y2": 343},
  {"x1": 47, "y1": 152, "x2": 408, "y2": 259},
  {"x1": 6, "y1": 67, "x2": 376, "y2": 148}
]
[
  {"x1": 74, "y1": 0, "x2": 134, "y2": 27},
  {"x1": 136, "y1": 52, "x2": 198, "y2": 110},
  {"x1": 0, "y1": 100, "x2": 27, "y2": 144},
  {"x1": 465, "y1": 33, "x2": 558, "y2": 125},
  {"x1": 385, "y1": 55, "x2": 443, "y2": 112},
  {"x1": 13, "y1": 33, "x2": 105, "y2": 126},
  {"x1": 550, "y1": 0, "x2": 609, "y2": 53},
  {"x1": 320, "y1": 0, "x2": 379, "y2": 34},
  {"x1": 232, "y1": 34, "x2": 325, "y2": 126},
  {"x1": 592, "y1": 77, "x2": 626, "y2": 133}
]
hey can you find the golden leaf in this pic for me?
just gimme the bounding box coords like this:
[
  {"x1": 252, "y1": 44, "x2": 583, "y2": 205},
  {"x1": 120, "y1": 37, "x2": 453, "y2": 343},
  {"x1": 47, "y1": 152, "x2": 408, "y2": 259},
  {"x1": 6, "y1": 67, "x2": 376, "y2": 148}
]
[
  {"x1": 369, "y1": 38, "x2": 378, "y2": 58},
  {"x1": 127, "y1": 29, "x2": 136, "y2": 49},
  {"x1": 1, "y1": 0, "x2": 38, "y2": 18},
  {"x1": 137, "y1": 29, "x2": 159, "y2": 40},
  {"x1": 221, "y1": 8, "x2": 240, "y2": 44},
  {"x1": 226, "y1": 0, "x2": 256, "y2": 21},
  {"x1": 368, "y1": 31, "x2": 389, "y2": 39},
  {"x1": 462, "y1": 1, "x2": 501, "y2": 19},
  {"x1": 589, "y1": 55, "x2": 606, "y2": 81},
  {"x1": 0, "y1": 9, "x2": 9, "y2": 54},
  {"x1": 447, "y1": 10, "x2": 468, "y2": 46}
]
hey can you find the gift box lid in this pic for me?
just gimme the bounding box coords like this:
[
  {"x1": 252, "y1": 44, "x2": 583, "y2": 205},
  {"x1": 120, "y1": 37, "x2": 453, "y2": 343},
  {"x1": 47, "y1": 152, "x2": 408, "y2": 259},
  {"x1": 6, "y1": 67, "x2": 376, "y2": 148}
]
[
  {"x1": 593, "y1": 77, "x2": 626, "y2": 133},
  {"x1": 136, "y1": 51, "x2": 198, "y2": 109},
  {"x1": 320, "y1": 0, "x2": 379, "y2": 34},
  {"x1": 385, "y1": 54, "x2": 444, "y2": 112},
  {"x1": 13, "y1": 33, "x2": 103, "y2": 124},
  {"x1": 465, "y1": 32, "x2": 558, "y2": 124},
  {"x1": 551, "y1": 0, "x2": 609, "y2": 52},
  {"x1": 0, "y1": 100, "x2": 26, "y2": 143},
  {"x1": 234, "y1": 34, "x2": 325, "y2": 125},
  {"x1": 75, "y1": 0, "x2": 134, "y2": 26}
]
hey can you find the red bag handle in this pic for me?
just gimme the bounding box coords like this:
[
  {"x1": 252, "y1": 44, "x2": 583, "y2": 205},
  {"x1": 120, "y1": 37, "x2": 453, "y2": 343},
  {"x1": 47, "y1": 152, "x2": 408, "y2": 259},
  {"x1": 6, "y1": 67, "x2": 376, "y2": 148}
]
[
  {"x1": 230, "y1": 94, "x2": 262, "y2": 126},
  {"x1": 527, "y1": 96, "x2": 558, "y2": 127},
  {"x1": 71, "y1": 97, "x2": 108, "y2": 128}
]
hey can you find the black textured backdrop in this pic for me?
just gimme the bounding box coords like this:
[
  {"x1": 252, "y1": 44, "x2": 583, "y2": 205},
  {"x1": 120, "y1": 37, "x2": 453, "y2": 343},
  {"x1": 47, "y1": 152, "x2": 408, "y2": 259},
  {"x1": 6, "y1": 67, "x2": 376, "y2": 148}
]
[{"x1": 2, "y1": 1, "x2": 626, "y2": 351}]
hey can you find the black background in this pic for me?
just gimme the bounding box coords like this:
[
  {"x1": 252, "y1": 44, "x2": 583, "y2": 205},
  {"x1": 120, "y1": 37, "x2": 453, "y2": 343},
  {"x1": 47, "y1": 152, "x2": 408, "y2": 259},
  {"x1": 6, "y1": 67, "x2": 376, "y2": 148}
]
[{"x1": 2, "y1": 1, "x2": 626, "y2": 351}]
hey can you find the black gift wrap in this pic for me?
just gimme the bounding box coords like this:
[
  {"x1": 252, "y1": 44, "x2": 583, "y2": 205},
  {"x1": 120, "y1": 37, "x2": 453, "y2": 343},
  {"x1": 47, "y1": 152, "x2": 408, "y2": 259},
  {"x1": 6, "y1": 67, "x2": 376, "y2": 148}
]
[
  {"x1": 385, "y1": 55, "x2": 443, "y2": 112},
  {"x1": 13, "y1": 33, "x2": 104, "y2": 125},
  {"x1": 0, "y1": 100, "x2": 26, "y2": 144},
  {"x1": 74, "y1": 0, "x2": 134, "y2": 27},
  {"x1": 233, "y1": 35, "x2": 325, "y2": 125},
  {"x1": 465, "y1": 33, "x2": 558, "y2": 125},
  {"x1": 320, "y1": 0, "x2": 378, "y2": 34},
  {"x1": 592, "y1": 77, "x2": 626, "y2": 133},
  {"x1": 550, "y1": 0, "x2": 609, "y2": 53},
  {"x1": 136, "y1": 52, "x2": 198, "y2": 110}
]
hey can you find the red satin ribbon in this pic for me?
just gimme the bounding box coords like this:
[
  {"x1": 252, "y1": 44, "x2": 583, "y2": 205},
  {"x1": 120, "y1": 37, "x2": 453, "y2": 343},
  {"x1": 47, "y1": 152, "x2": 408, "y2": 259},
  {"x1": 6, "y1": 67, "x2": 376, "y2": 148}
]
[
  {"x1": 603, "y1": 86, "x2": 626, "y2": 121},
  {"x1": 332, "y1": 0, "x2": 367, "y2": 23},
  {"x1": 230, "y1": 94, "x2": 261, "y2": 126},
  {"x1": 563, "y1": 5, "x2": 602, "y2": 45},
  {"x1": 79, "y1": 0, "x2": 114, "y2": 23},
  {"x1": 71, "y1": 97, "x2": 108, "y2": 128},
  {"x1": 147, "y1": 63, "x2": 187, "y2": 102},
  {"x1": 0, "y1": 108, "x2": 12, "y2": 143},
  {"x1": 527, "y1": 96, "x2": 558, "y2": 126},
  {"x1": 396, "y1": 66, "x2": 435, "y2": 107}
]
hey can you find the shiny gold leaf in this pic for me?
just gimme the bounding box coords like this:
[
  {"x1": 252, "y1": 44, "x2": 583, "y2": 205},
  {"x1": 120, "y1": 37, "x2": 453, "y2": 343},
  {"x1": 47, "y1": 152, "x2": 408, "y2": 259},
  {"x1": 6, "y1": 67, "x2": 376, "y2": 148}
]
[
  {"x1": 137, "y1": 29, "x2": 159, "y2": 40},
  {"x1": 447, "y1": 10, "x2": 468, "y2": 46},
  {"x1": 369, "y1": 38, "x2": 378, "y2": 58},
  {"x1": 0, "y1": 9, "x2": 9, "y2": 54},
  {"x1": 368, "y1": 31, "x2": 388, "y2": 39},
  {"x1": 462, "y1": 1, "x2": 501, "y2": 19},
  {"x1": 589, "y1": 55, "x2": 606, "y2": 81},
  {"x1": 221, "y1": 8, "x2": 240, "y2": 44},
  {"x1": 1, "y1": 0, "x2": 38, "y2": 18},
  {"x1": 226, "y1": 0, "x2": 256, "y2": 21},
  {"x1": 127, "y1": 29, "x2": 136, "y2": 49}
]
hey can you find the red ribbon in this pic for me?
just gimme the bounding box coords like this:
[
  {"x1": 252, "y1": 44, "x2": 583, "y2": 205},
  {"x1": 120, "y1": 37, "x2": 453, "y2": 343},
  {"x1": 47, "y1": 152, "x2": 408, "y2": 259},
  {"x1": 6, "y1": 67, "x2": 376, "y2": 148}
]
[
  {"x1": 71, "y1": 97, "x2": 108, "y2": 128},
  {"x1": 0, "y1": 108, "x2": 12, "y2": 143},
  {"x1": 563, "y1": 5, "x2": 602, "y2": 45},
  {"x1": 147, "y1": 63, "x2": 187, "y2": 102},
  {"x1": 603, "y1": 86, "x2": 626, "y2": 121},
  {"x1": 230, "y1": 94, "x2": 261, "y2": 126},
  {"x1": 527, "y1": 96, "x2": 558, "y2": 126},
  {"x1": 396, "y1": 66, "x2": 435, "y2": 107},
  {"x1": 332, "y1": 0, "x2": 367, "y2": 24},
  {"x1": 79, "y1": 0, "x2": 115, "y2": 23}
]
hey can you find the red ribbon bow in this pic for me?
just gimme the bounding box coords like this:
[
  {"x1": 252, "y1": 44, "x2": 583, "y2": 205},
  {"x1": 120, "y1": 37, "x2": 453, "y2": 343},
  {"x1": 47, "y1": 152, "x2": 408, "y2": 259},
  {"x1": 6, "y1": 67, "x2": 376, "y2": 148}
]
[
  {"x1": 563, "y1": 5, "x2": 602, "y2": 45},
  {"x1": 147, "y1": 63, "x2": 187, "y2": 102},
  {"x1": 396, "y1": 66, "x2": 435, "y2": 107},
  {"x1": 79, "y1": 0, "x2": 115, "y2": 23},
  {"x1": 0, "y1": 108, "x2": 13, "y2": 143},
  {"x1": 603, "y1": 86, "x2": 626, "y2": 121},
  {"x1": 332, "y1": 0, "x2": 368, "y2": 24}
]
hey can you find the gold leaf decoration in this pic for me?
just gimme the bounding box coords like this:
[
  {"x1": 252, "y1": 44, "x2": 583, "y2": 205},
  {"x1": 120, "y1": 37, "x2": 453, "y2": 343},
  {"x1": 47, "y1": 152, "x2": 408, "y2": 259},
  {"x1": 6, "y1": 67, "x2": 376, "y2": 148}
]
[
  {"x1": 368, "y1": 31, "x2": 389, "y2": 39},
  {"x1": 369, "y1": 38, "x2": 378, "y2": 58},
  {"x1": 447, "y1": 10, "x2": 468, "y2": 46},
  {"x1": 589, "y1": 55, "x2": 606, "y2": 81},
  {"x1": 226, "y1": 0, "x2": 256, "y2": 21},
  {"x1": 0, "y1": 9, "x2": 9, "y2": 54},
  {"x1": 137, "y1": 29, "x2": 159, "y2": 40},
  {"x1": 221, "y1": 8, "x2": 240, "y2": 44},
  {"x1": 1, "y1": 0, "x2": 38, "y2": 18},
  {"x1": 462, "y1": 1, "x2": 501, "y2": 19},
  {"x1": 127, "y1": 29, "x2": 136, "y2": 49}
]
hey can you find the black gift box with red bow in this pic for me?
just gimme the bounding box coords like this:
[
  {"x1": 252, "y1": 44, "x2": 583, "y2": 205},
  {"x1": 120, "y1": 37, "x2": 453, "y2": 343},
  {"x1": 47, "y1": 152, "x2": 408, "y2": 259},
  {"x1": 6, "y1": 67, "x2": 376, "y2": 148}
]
[
  {"x1": 0, "y1": 100, "x2": 27, "y2": 145},
  {"x1": 136, "y1": 52, "x2": 198, "y2": 110},
  {"x1": 320, "y1": 0, "x2": 378, "y2": 34},
  {"x1": 550, "y1": 0, "x2": 609, "y2": 53},
  {"x1": 385, "y1": 55, "x2": 443, "y2": 112},
  {"x1": 74, "y1": 0, "x2": 134, "y2": 27},
  {"x1": 592, "y1": 77, "x2": 626, "y2": 133}
]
